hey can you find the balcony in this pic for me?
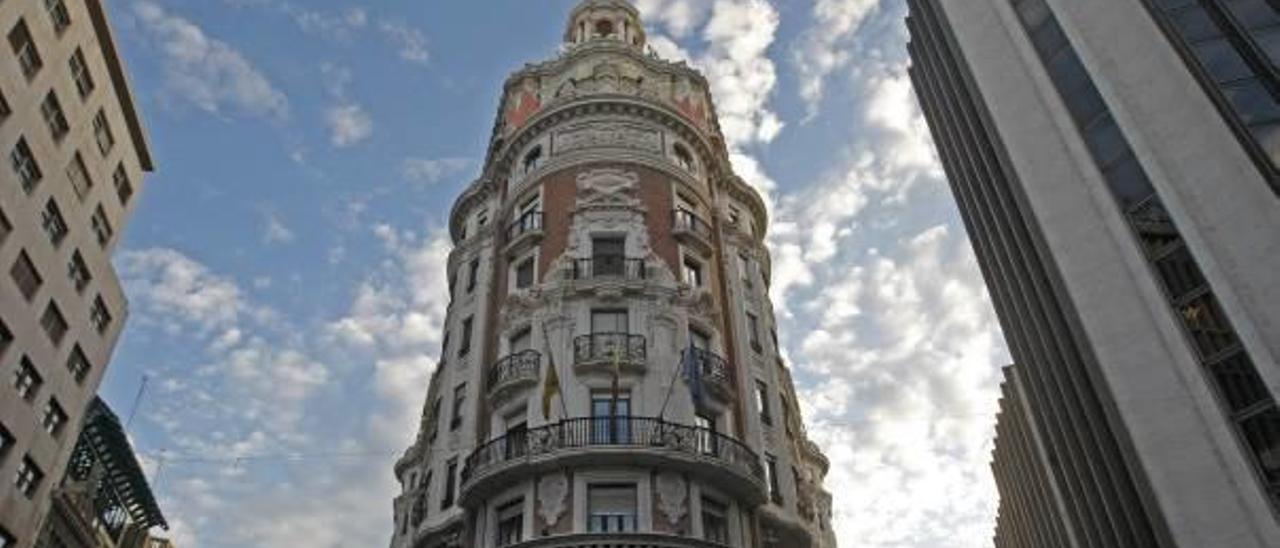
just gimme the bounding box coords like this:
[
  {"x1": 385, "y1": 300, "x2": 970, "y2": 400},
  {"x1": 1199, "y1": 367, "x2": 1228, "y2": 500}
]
[
  {"x1": 574, "y1": 333, "x2": 646, "y2": 374},
  {"x1": 672, "y1": 210, "x2": 712, "y2": 253},
  {"x1": 689, "y1": 348, "x2": 735, "y2": 401},
  {"x1": 488, "y1": 350, "x2": 541, "y2": 400},
  {"x1": 570, "y1": 258, "x2": 647, "y2": 281},
  {"x1": 459, "y1": 417, "x2": 767, "y2": 508},
  {"x1": 506, "y1": 211, "x2": 545, "y2": 255},
  {"x1": 500, "y1": 533, "x2": 730, "y2": 548}
]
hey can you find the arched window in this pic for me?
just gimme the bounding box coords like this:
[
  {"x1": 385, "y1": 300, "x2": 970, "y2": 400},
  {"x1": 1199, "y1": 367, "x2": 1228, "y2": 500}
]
[
  {"x1": 523, "y1": 146, "x2": 543, "y2": 174},
  {"x1": 673, "y1": 144, "x2": 695, "y2": 173},
  {"x1": 595, "y1": 20, "x2": 615, "y2": 38}
]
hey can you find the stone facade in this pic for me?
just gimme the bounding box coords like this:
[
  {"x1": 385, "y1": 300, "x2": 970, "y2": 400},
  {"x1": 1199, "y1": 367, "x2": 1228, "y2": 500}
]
[
  {"x1": 0, "y1": 1, "x2": 151, "y2": 546},
  {"x1": 391, "y1": 2, "x2": 832, "y2": 547}
]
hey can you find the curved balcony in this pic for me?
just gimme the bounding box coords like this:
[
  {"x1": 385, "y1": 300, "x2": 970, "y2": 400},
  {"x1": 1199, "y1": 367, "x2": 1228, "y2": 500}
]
[
  {"x1": 505, "y1": 211, "x2": 545, "y2": 255},
  {"x1": 574, "y1": 333, "x2": 646, "y2": 375},
  {"x1": 569, "y1": 258, "x2": 647, "y2": 280},
  {"x1": 689, "y1": 348, "x2": 735, "y2": 401},
  {"x1": 488, "y1": 350, "x2": 542, "y2": 400},
  {"x1": 459, "y1": 417, "x2": 767, "y2": 508},
  {"x1": 672, "y1": 209, "x2": 712, "y2": 253},
  {"x1": 503, "y1": 533, "x2": 729, "y2": 548}
]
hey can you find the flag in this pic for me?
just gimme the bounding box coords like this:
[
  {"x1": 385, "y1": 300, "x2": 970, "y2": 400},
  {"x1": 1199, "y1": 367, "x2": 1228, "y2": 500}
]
[
  {"x1": 610, "y1": 347, "x2": 622, "y2": 410},
  {"x1": 541, "y1": 326, "x2": 561, "y2": 420},
  {"x1": 682, "y1": 344, "x2": 704, "y2": 407}
]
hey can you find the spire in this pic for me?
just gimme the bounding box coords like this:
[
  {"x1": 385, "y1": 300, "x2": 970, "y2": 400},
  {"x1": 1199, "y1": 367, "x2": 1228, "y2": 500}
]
[{"x1": 565, "y1": 0, "x2": 646, "y2": 49}]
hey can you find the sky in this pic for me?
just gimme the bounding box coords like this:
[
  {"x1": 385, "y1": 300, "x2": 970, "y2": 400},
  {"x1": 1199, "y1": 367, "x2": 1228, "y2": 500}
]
[{"x1": 99, "y1": 0, "x2": 1012, "y2": 546}]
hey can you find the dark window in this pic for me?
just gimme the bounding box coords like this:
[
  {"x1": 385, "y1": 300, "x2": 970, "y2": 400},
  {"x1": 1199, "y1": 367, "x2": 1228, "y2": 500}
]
[
  {"x1": 0, "y1": 319, "x2": 11, "y2": 357},
  {"x1": 13, "y1": 357, "x2": 41, "y2": 401},
  {"x1": 0, "y1": 421, "x2": 14, "y2": 463},
  {"x1": 0, "y1": 208, "x2": 10, "y2": 244},
  {"x1": 428, "y1": 397, "x2": 442, "y2": 441},
  {"x1": 781, "y1": 394, "x2": 793, "y2": 437},
  {"x1": 738, "y1": 254, "x2": 753, "y2": 287},
  {"x1": 91, "y1": 205, "x2": 113, "y2": 246},
  {"x1": 66, "y1": 344, "x2": 90, "y2": 383},
  {"x1": 41, "y1": 398, "x2": 65, "y2": 436},
  {"x1": 459, "y1": 317, "x2": 472, "y2": 357},
  {"x1": 11, "y1": 137, "x2": 43, "y2": 192},
  {"x1": 45, "y1": 0, "x2": 72, "y2": 34},
  {"x1": 441, "y1": 458, "x2": 457, "y2": 509},
  {"x1": 92, "y1": 110, "x2": 114, "y2": 155},
  {"x1": 450, "y1": 384, "x2": 466, "y2": 430},
  {"x1": 695, "y1": 413, "x2": 718, "y2": 455},
  {"x1": 592, "y1": 237, "x2": 626, "y2": 277},
  {"x1": 40, "y1": 91, "x2": 70, "y2": 141},
  {"x1": 90, "y1": 295, "x2": 112, "y2": 334},
  {"x1": 70, "y1": 48, "x2": 95, "y2": 98},
  {"x1": 682, "y1": 256, "x2": 703, "y2": 288},
  {"x1": 591, "y1": 392, "x2": 631, "y2": 444},
  {"x1": 41, "y1": 301, "x2": 67, "y2": 345},
  {"x1": 587, "y1": 484, "x2": 637, "y2": 532},
  {"x1": 15, "y1": 455, "x2": 43, "y2": 498},
  {"x1": 674, "y1": 144, "x2": 696, "y2": 172},
  {"x1": 11, "y1": 251, "x2": 42, "y2": 301},
  {"x1": 496, "y1": 498, "x2": 524, "y2": 547},
  {"x1": 113, "y1": 164, "x2": 133, "y2": 206},
  {"x1": 0, "y1": 525, "x2": 12, "y2": 547},
  {"x1": 756, "y1": 380, "x2": 772, "y2": 424},
  {"x1": 765, "y1": 454, "x2": 782, "y2": 504},
  {"x1": 467, "y1": 258, "x2": 479, "y2": 292},
  {"x1": 747, "y1": 313, "x2": 762, "y2": 352},
  {"x1": 515, "y1": 256, "x2": 535, "y2": 289},
  {"x1": 68, "y1": 153, "x2": 93, "y2": 201},
  {"x1": 595, "y1": 19, "x2": 615, "y2": 38},
  {"x1": 68, "y1": 250, "x2": 90, "y2": 292},
  {"x1": 523, "y1": 146, "x2": 542, "y2": 174},
  {"x1": 41, "y1": 199, "x2": 68, "y2": 246},
  {"x1": 0, "y1": 89, "x2": 11, "y2": 121},
  {"x1": 10, "y1": 21, "x2": 43, "y2": 78},
  {"x1": 702, "y1": 497, "x2": 729, "y2": 543}
]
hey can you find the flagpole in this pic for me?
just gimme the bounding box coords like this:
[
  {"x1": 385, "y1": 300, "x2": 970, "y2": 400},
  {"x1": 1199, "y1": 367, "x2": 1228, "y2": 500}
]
[{"x1": 657, "y1": 343, "x2": 688, "y2": 421}]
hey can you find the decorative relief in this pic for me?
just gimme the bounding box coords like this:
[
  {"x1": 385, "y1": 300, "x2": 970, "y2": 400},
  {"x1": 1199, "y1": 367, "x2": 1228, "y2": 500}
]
[
  {"x1": 555, "y1": 123, "x2": 661, "y2": 155},
  {"x1": 655, "y1": 472, "x2": 687, "y2": 526},
  {"x1": 575, "y1": 168, "x2": 641, "y2": 209},
  {"x1": 505, "y1": 77, "x2": 543, "y2": 134},
  {"x1": 538, "y1": 473, "x2": 569, "y2": 527}
]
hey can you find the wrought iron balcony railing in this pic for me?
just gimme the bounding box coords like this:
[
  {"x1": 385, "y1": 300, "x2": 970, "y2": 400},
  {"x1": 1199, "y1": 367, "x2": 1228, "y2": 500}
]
[
  {"x1": 488, "y1": 350, "x2": 541, "y2": 393},
  {"x1": 689, "y1": 348, "x2": 734, "y2": 397},
  {"x1": 500, "y1": 533, "x2": 731, "y2": 548},
  {"x1": 672, "y1": 209, "x2": 711, "y2": 240},
  {"x1": 574, "y1": 333, "x2": 646, "y2": 365},
  {"x1": 570, "y1": 258, "x2": 647, "y2": 280},
  {"x1": 507, "y1": 211, "x2": 545, "y2": 242},
  {"x1": 461, "y1": 416, "x2": 765, "y2": 486}
]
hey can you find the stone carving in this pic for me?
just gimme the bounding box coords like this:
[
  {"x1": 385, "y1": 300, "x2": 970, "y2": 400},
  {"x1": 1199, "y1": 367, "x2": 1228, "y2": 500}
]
[
  {"x1": 538, "y1": 473, "x2": 569, "y2": 527},
  {"x1": 575, "y1": 168, "x2": 640, "y2": 208},
  {"x1": 656, "y1": 472, "x2": 687, "y2": 526},
  {"x1": 556, "y1": 123, "x2": 662, "y2": 155}
]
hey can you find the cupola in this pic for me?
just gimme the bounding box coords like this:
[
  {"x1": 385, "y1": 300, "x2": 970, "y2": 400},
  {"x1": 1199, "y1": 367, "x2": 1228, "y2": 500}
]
[{"x1": 564, "y1": 0, "x2": 646, "y2": 49}]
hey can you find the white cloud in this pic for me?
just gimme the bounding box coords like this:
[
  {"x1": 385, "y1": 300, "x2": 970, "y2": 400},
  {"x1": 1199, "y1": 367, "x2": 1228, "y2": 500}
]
[
  {"x1": 133, "y1": 1, "x2": 289, "y2": 119},
  {"x1": 700, "y1": 0, "x2": 783, "y2": 146},
  {"x1": 294, "y1": 7, "x2": 367, "y2": 40},
  {"x1": 118, "y1": 248, "x2": 248, "y2": 333},
  {"x1": 379, "y1": 20, "x2": 430, "y2": 65},
  {"x1": 401, "y1": 157, "x2": 470, "y2": 185},
  {"x1": 634, "y1": 0, "x2": 711, "y2": 39},
  {"x1": 326, "y1": 104, "x2": 373, "y2": 147},
  {"x1": 262, "y1": 213, "x2": 295, "y2": 245},
  {"x1": 792, "y1": 0, "x2": 881, "y2": 118}
]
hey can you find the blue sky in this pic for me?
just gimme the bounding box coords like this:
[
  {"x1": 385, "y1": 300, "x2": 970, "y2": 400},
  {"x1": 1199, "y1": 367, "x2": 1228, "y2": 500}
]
[{"x1": 100, "y1": 0, "x2": 1011, "y2": 546}]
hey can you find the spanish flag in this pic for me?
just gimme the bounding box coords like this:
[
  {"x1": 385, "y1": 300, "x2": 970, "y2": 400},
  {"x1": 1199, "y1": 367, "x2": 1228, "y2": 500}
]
[{"x1": 541, "y1": 325, "x2": 562, "y2": 420}]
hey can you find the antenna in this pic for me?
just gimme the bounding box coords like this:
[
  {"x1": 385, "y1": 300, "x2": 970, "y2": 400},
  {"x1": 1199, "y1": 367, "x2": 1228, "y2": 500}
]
[{"x1": 125, "y1": 374, "x2": 149, "y2": 431}]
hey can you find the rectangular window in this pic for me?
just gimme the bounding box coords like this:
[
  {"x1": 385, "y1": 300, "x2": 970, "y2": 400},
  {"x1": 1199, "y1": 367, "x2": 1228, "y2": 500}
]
[
  {"x1": 695, "y1": 413, "x2": 718, "y2": 455},
  {"x1": 450, "y1": 383, "x2": 466, "y2": 430},
  {"x1": 0, "y1": 319, "x2": 11, "y2": 358},
  {"x1": 10, "y1": 21, "x2": 43, "y2": 78},
  {"x1": 41, "y1": 301, "x2": 67, "y2": 345},
  {"x1": 591, "y1": 392, "x2": 631, "y2": 444},
  {"x1": 67, "y1": 152, "x2": 93, "y2": 200},
  {"x1": 45, "y1": 0, "x2": 72, "y2": 34},
  {"x1": 41, "y1": 91, "x2": 70, "y2": 141},
  {"x1": 781, "y1": 394, "x2": 793, "y2": 437},
  {"x1": 15, "y1": 455, "x2": 43, "y2": 499},
  {"x1": 509, "y1": 328, "x2": 532, "y2": 354},
  {"x1": 702, "y1": 497, "x2": 729, "y2": 544},
  {"x1": 41, "y1": 199, "x2": 68, "y2": 246},
  {"x1": 495, "y1": 498, "x2": 524, "y2": 547},
  {"x1": 756, "y1": 380, "x2": 772, "y2": 425},
  {"x1": 515, "y1": 256, "x2": 535, "y2": 289},
  {"x1": 0, "y1": 421, "x2": 14, "y2": 463},
  {"x1": 467, "y1": 258, "x2": 479, "y2": 292},
  {"x1": 0, "y1": 89, "x2": 11, "y2": 121},
  {"x1": 441, "y1": 458, "x2": 457, "y2": 509},
  {"x1": 113, "y1": 164, "x2": 133, "y2": 205},
  {"x1": 92, "y1": 110, "x2": 114, "y2": 155},
  {"x1": 11, "y1": 251, "x2": 43, "y2": 301},
  {"x1": 591, "y1": 309, "x2": 628, "y2": 334},
  {"x1": 747, "y1": 313, "x2": 762, "y2": 352},
  {"x1": 592, "y1": 237, "x2": 626, "y2": 277},
  {"x1": 68, "y1": 250, "x2": 90, "y2": 292},
  {"x1": 90, "y1": 295, "x2": 111, "y2": 333},
  {"x1": 476, "y1": 209, "x2": 489, "y2": 228},
  {"x1": 0, "y1": 207, "x2": 10, "y2": 243},
  {"x1": 428, "y1": 397, "x2": 442, "y2": 441},
  {"x1": 458, "y1": 317, "x2": 472, "y2": 357},
  {"x1": 66, "y1": 344, "x2": 90, "y2": 383},
  {"x1": 71, "y1": 49, "x2": 95, "y2": 99},
  {"x1": 41, "y1": 398, "x2": 65, "y2": 436},
  {"x1": 91, "y1": 205, "x2": 114, "y2": 246},
  {"x1": 765, "y1": 454, "x2": 782, "y2": 504},
  {"x1": 0, "y1": 527, "x2": 14, "y2": 548},
  {"x1": 587, "y1": 484, "x2": 637, "y2": 533},
  {"x1": 14, "y1": 357, "x2": 41, "y2": 401},
  {"x1": 682, "y1": 256, "x2": 703, "y2": 288},
  {"x1": 11, "y1": 137, "x2": 43, "y2": 192}
]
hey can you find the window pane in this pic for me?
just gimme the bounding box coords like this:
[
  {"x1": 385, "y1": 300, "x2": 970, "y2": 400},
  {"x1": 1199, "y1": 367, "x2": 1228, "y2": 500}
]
[
  {"x1": 1221, "y1": 78, "x2": 1280, "y2": 124},
  {"x1": 1210, "y1": 353, "x2": 1272, "y2": 413},
  {"x1": 1192, "y1": 38, "x2": 1254, "y2": 82},
  {"x1": 1171, "y1": 6, "x2": 1222, "y2": 42},
  {"x1": 1247, "y1": 121, "x2": 1280, "y2": 166},
  {"x1": 1030, "y1": 17, "x2": 1068, "y2": 57},
  {"x1": 1103, "y1": 153, "x2": 1156, "y2": 210},
  {"x1": 1046, "y1": 49, "x2": 1090, "y2": 94},
  {"x1": 1084, "y1": 115, "x2": 1128, "y2": 168},
  {"x1": 1014, "y1": 0, "x2": 1051, "y2": 30},
  {"x1": 1064, "y1": 85, "x2": 1107, "y2": 126},
  {"x1": 1253, "y1": 27, "x2": 1280, "y2": 67},
  {"x1": 1241, "y1": 408, "x2": 1280, "y2": 482},
  {"x1": 1223, "y1": 0, "x2": 1280, "y2": 28}
]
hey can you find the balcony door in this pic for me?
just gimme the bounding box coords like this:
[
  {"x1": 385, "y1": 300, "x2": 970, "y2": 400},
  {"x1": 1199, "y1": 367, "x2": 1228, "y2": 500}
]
[
  {"x1": 592, "y1": 392, "x2": 631, "y2": 444},
  {"x1": 592, "y1": 237, "x2": 625, "y2": 277}
]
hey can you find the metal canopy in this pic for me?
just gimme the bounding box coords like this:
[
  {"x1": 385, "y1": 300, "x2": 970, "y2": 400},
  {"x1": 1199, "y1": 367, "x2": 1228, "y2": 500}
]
[{"x1": 76, "y1": 397, "x2": 168, "y2": 531}]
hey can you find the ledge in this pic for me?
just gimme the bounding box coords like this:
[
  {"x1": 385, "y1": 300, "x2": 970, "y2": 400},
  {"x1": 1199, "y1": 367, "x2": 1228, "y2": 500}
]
[{"x1": 507, "y1": 533, "x2": 728, "y2": 548}]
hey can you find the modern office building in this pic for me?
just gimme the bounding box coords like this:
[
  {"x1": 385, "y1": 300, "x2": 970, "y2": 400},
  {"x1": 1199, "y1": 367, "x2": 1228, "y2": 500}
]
[
  {"x1": 0, "y1": 0, "x2": 152, "y2": 545},
  {"x1": 908, "y1": 0, "x2": 1280, "y2": 546},
  {"x1": 36, "y1": 397, "x2": 171, "y2": 548},
  {"x1": 391, "y1": 1, "x2": 833, "y2": 547}
]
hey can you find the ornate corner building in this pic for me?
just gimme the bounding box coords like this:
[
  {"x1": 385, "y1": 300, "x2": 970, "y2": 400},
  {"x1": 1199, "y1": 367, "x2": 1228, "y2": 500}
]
[{"x1": 390, "y1": 2, "x2": 834, "y2": 548}]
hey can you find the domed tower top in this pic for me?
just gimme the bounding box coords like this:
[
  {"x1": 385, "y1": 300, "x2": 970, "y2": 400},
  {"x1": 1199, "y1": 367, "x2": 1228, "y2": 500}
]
[{"x1": 564, "y1": 0, "x2": 646, "y2": 49}]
